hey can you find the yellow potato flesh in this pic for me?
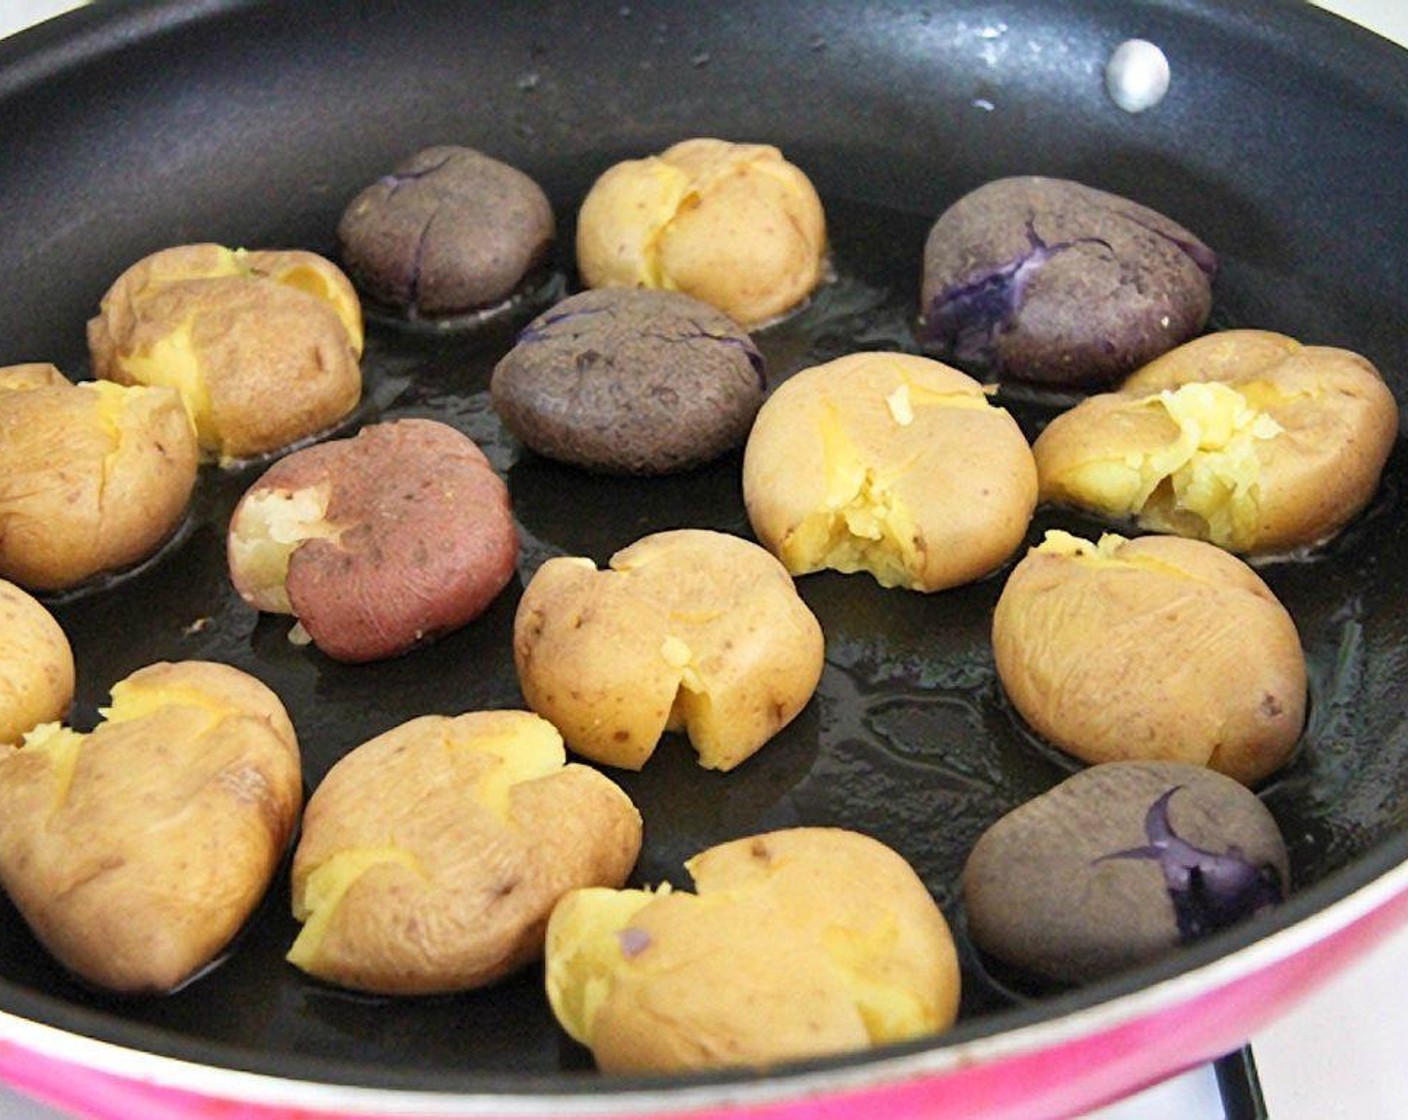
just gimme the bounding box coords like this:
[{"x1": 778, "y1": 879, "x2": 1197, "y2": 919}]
[
  {"x1": 1061, "y1": 381, "x2": 1282, "y2": 551},
  {"x1": 227, "y1": 483, "x2": 341, "y2": 614}
]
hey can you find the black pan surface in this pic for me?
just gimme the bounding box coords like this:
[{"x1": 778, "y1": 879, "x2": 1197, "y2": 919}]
[{"x1": 1, "y1": 0, "x2": 1407, "y2": 1097}]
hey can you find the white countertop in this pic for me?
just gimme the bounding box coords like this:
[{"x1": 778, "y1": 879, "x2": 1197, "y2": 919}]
[{"x1": 1, "y1": 2, "x2": 1406, "y2": 1117}]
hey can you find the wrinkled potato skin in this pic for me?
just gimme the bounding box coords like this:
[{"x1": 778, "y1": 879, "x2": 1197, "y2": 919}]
[
  {"x1": 1035, "y1": 330, "x2": 1399, "y2": 554},
  {"x1": 514, "y1": 530, "x2": 824, "y2": 771},
  {"x1": 743, "y1": 352, "x2": 1037, "y2": 591},
  {"x1": 289, "y1": 711, "x2": 642, "y2": 995},
  {"x1": 88, "y1": 243, "x2": 363, "y2": 462},
  {"x1": 228, "y1": 419, "x2": 519, "y2": 663},
  {"x1": 992, "y1": 533, "x2": 1306, "y2": 785},
  {"x1": 0, "y1": 580, "x2": 74, "y2": 745},
  {"x1": 0, "y1": 364, "x2": 197, "y2": 590},
  {"x1": 577, "y1": 138, "x2": 827, "y2": 327},
  {"x1": 546, "y1": 828, "x2": 960, "y2": 1073},
  {"x1": 0, "y1": 661, "x2": 301, "y2": 993}
]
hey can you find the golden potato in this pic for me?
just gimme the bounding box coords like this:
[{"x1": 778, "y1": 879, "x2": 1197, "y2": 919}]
[
  {"x1": 743, "y1": 352, "x2": 1038, "y2": 591},
  {"x1": 514, "y1": 529, "x2": 823, "y2": 772},
  {"x1": 576, "y1": 138, "x2": 827, "y2": 326},
  {"x1": 0, "y1": 661, "x2": 301, "y2": 993},
  {"x1": 0, "y1": 580, "x2": 73, "y2": 746},
  {"x1": 1034, "y1": 330, "x2": 1399, "y2": 554},
  {"x1": 545, "y1": 827, "x2": 961, "y2": 1073},
  {"x1": 88, "y1": 243, "x2": 364, "y2": 462},
  {"x1": 0, "y1": 363, "x2": 198, "y2": 591},
  {"x1": 286, "y1": 710, "x2": 641, "y2": 995},
  {"x1": 992, "y1": 530, "x2": 1307, "y2": 785}
]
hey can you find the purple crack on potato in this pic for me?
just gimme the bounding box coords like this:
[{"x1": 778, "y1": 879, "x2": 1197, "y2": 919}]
[
  {"x1": 616, "y1": 927, "x2": 652, "y2": 958},
  {"x1": 920, "y1": 218, "x2": 1112, "y2": 370},
  {"x1": 1098, "y1": 786, "x2": 1284, "y2": 941}
]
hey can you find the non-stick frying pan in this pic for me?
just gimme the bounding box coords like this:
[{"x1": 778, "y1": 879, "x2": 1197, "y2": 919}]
[{"x1": 1, "y1": 1, "x2": 1407, "y2": 1116}]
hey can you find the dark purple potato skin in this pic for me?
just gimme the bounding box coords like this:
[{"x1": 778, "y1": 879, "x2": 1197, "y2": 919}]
[
  {"x1": 918, "y1": 176, "x2": 1216, "y2": 388},
  {"x1": 961, "y1": 761, "x2": 1286, "y2": 986},
  {"x1": 337, "y1": 145, "x2": 554, "y2": 317},
  {"x1": 490, "y1": 288, "x2": 765, "y2": 475}
]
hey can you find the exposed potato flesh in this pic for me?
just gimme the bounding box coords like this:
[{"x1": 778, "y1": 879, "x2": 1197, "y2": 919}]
[
  {"x1": 992, "y1": 530, "x2": 1307, "y2": 785},
  {"x1": 0, "y1": 661, "x2": 301, "y2": 993},
  {"x1": 0, "y1": 364, "x2": 198, "y2": 591},
  {"x1": 514, "y1": 529, "x2": 824, "y2": 772},
  {"x1": 225, "y1": 482, "x2": 342, "y2": 613},
  {"x1": 0, "y1": 581, "x2": 74, "y2": 747},
  {"x1": 1035, "y1": 330, "x2": 1399, "y2": 553},
  {"x1": 287, "y1": 710, "x2": 642, "y2": 995},
  {"x1": 744, "y1": 352, "x2": 1037, "y2": 592},
  {"x1": 87, "y1": 243, "x2": 363, "y2": 462},
  {"x1": 576, "y1": 138, "x2": 827, "y2": 326},
  {"x1": 545, "y1": 828, "x2": 960, "y2": 1073}
]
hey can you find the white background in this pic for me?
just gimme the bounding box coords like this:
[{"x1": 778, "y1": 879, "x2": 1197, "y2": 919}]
[{"x1": 1, "y1": 1, "x2": 1406, "y2": 1117}]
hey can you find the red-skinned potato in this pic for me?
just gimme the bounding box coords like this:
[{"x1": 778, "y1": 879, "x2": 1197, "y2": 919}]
[
  {"x1": 0, "y1": 661, "x2": 301, "y2": 993},
  {"x1": 88, "y1": 243, "x2": 363, "y2": 463},
  {"x1": 545, "y1": 827, "x2": 961, "y2": 1072},
  {"x1": 1034, "y1": 330, "x2": 1399, "y2": 554},
  {"x1": 0, "y1": 363, "x2": 197, "y2": 591},
  {"x1": 287, "y1": 710, "x2": 642, "y2": 995},
  {"x1": 992, "y1": 530, "x2": 1307, "y2": 785},
  {"x1": 228, "y1": 418, "x2": 519, "y2": 663},
  {"x1": 514, "y1": 529, "x2": 823, "y2": 771},
  {"x1": 0, "y1": 579, "x2": 74, "y2": 746}
]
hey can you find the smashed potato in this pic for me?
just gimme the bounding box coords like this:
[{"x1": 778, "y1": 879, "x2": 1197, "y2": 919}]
[
  {"x1": 0, "y1": 363, "x2": 197, "y2": 591},
  {"x1": 88, "y1": 243, "x2": 364, "y2": 462},
  {"x1": 743, "y1": 352, "x2": 1038, "y2": 591},
  {"x1": 514, "y1": 529, "x2": 823, "y2": 771},
  {"x1": 287, "y1": 710, "x2": 641, "y2": 995},
  {"x1": 545, "y1": 827, "x2": 961, "y2": 1073},
  {"x1": 576, "y1": 138, "x2": 827, "y2": 326},
  {"x1": 1034, "y1": 330, "x2": 1399, "y2": 553},
  {"x1": 0, "y1": 580, "x2": 74, "y2": 746},
  {"x1": 0, "y1": 661, "x2": 301, "y2": 993},
  {"x1": 992, "y1": 531, "x2": 1307, "y2": 785},
  {"x1": 228, "y1": 419, "x2": 518, "y2": 663}
]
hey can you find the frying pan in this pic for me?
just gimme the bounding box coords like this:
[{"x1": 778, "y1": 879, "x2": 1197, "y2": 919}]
[{"x1": 1, "y1": 0, "x2": 1407, "y2": 1116}]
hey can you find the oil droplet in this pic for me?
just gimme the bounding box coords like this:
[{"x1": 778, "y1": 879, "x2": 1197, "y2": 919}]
[{"x1": 1105, "y1": 38, "x2": 1171, "y2": 113}]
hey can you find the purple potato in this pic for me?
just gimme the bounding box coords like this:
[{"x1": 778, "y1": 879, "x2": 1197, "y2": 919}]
[
  {"x1": 918, "y1": 176, "x2": 1216, "y2": 388},
  {"x1": 961, "y1": 761, "x2": 1286, "y2": 985},
  {"x1": 490, "y1": 288, "x2": 764, "y2": 475},
  {"x1": 338, "y1": 145, "x2": 554, "y2": 318}
]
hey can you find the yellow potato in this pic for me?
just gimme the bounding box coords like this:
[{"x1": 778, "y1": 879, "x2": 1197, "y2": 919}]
[
  {"x1": 0, "y1": 580, "x2": 74, "y2": 746},
  {"x1": 514, "y1": 529, "x2": 824, "y2": 771},
  {"x1": 545, "y1": 827, "x2": 961, "y2": 1073},
  {"x1": 0, "y1": 363, "x2": 198, "y2": 591},
  {"x1": 992, "y1": 530, "x2": 1307, "y2": 785},
  {"x1": 576, "y1": 138, "x2": 827, "y2": 326},
  {"x1": 743, "y1": 352, "x2": 1038, "y2": 591},
  {"x1": 1034, "y1": 330, "x2": 1399, "y2": 554},
  {"x1": 88, "y1": 243, "x2": 363, "y2": 462},
  {"x1": 0, "y1": 661, "x2": 301, "y2": 993},
  {"x1": 287, "y1": 710, "x2": 641, "y2": 995}
]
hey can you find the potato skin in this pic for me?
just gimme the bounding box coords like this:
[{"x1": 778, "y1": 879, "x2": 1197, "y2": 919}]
[
  {"x1": 288, "y1": 711, "x2": 642, "y2": 995},
  {"x1": 228, "y1": 418, "x2": 519, "y2": 663},
  {"x1": 992, "y1": 532, "x2": 1306, "y2": 785},
  {"x1": 0, "y1": 661, "x2": 301, "y2": 993},
  {"x1": 545, "y1": 827, "x2": 961, "y2": 1073},
  {"x1": 88, "y1": 243, "x2": 363, "y2": 462},
  {"x1": 743, "y1": 352, "x2": 1037, "y2": 592},
  {"x1": 1034, "y1": 330, "x2": 1399, "y2": 554},
  {"x1": 514, "y1": 529, "x2": 824, "y2": 771},
  {"x1": 0, "y1": 579, "x2": 74, "y2": 746},
  {"x1": 577, "y1": 138, "x2": 827, "y2": 327},
  {"x1": 0, "y1": 363, "x2": 198, "y2": 591}
]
